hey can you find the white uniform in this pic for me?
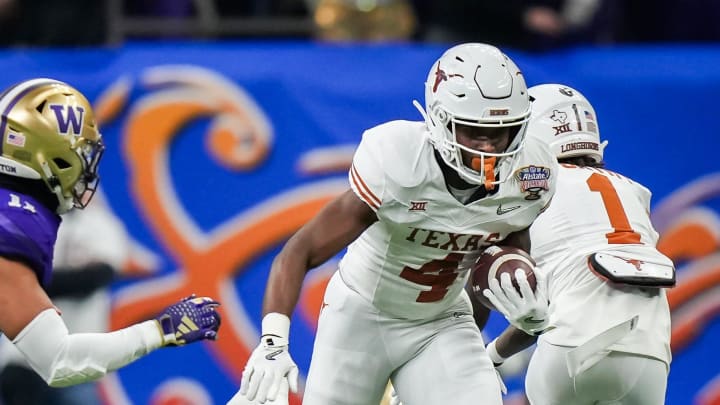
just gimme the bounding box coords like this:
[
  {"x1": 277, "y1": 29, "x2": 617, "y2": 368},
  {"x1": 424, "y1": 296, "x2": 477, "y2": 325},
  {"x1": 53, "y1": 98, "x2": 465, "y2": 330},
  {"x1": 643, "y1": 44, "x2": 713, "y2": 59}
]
[
  {"x1": 526, "y1": 164, "x2": 671, "y2": 405},
  {"x1": 303, "y1": 120, "x2": 557, "y2": 405}
]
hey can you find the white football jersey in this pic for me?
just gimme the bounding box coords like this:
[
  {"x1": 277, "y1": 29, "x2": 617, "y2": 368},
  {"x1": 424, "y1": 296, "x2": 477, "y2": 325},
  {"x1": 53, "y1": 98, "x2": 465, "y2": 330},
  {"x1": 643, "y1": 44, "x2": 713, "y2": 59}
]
[
  {"x1": 342, "y1": 120, "x2": 557, "y2": 320},
  {"x1": 531, "y1": 164, "x2": 671, "y2": 366}
]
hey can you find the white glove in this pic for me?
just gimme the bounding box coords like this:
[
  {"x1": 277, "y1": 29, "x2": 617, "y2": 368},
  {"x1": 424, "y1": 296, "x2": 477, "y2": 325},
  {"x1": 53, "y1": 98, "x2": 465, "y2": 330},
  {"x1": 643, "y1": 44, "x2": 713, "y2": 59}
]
[
  {"x1": 483, "y1": 269, "x2": 549, "y2": 335},
  {"x1": 227, "y1": 380, "x2": 289, "y2": 405},
  {"x1": 235, "y1": 313, "x2": 299, "y2": 404}
]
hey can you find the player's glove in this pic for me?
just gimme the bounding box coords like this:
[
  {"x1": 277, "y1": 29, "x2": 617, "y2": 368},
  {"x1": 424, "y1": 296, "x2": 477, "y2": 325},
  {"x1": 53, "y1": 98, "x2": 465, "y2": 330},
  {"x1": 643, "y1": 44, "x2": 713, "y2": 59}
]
[
  {"x1": 483, "y1": 269, "x2": 549, "y2": 335},
  {"x1": 237, "y1": 313, "x2": 299, "y2": 404},
  {"x1": 155, "y1": 294, "x2": 221, "y2": 346}
]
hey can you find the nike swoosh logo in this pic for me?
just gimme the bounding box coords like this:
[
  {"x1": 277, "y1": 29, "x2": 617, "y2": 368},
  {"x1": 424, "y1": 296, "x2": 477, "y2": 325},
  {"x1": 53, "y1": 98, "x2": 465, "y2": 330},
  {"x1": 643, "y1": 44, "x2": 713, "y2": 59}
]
[
  {"x1": 497, "y1": 205, "x2": 521, "y2": 215},
  {"x1": 265, "y1": 349, "x2": 284, "y2": 361}
]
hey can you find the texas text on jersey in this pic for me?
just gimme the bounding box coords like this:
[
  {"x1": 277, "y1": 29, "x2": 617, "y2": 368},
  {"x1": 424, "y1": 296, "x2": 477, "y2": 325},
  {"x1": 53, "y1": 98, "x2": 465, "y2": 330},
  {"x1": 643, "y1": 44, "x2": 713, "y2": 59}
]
[{"x1": 345, "y1": 119, "x2": 557, "y2": 319}]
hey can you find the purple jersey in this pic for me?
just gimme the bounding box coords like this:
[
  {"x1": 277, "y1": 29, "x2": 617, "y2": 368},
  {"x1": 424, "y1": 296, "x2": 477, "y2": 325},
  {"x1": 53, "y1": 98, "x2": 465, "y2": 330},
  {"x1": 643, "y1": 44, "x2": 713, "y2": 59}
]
[{"x1": 0, "y1": 188, "x2": 60, "y2": 286}]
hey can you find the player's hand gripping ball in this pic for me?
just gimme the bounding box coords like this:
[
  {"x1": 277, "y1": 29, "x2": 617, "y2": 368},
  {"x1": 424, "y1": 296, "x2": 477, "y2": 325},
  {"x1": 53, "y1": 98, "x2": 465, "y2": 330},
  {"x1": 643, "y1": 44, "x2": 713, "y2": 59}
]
[{"x1": 471, "y1": 245, "x2": 537, "y2": 310}]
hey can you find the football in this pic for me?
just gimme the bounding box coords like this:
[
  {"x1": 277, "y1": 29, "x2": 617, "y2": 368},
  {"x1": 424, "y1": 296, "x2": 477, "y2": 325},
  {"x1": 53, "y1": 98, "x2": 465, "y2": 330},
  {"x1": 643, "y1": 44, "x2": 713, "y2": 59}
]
[{"x1": 471, "y1": 245, "x2": 537, "y2": 310}]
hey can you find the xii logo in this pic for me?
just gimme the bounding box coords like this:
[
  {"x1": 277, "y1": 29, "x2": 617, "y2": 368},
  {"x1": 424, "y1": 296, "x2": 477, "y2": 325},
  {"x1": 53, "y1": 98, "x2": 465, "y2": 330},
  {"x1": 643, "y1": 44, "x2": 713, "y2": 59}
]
[
  {"x1": 409, "y1": 201, "x2": 428, "y2": 211},
  {"x1": 554, "y1": 123, "x2": 571, "y2": 135}
]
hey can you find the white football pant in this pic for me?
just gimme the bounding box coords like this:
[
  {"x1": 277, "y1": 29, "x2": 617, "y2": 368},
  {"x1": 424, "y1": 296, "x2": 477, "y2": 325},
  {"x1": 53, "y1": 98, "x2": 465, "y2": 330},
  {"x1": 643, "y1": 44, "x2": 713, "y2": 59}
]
[
  {"x1": 525, "y1": 340, "x2": 668, "y2": 405},
  {"x1": 303, "y1": 272, "x2": 503, "y2": 405}
]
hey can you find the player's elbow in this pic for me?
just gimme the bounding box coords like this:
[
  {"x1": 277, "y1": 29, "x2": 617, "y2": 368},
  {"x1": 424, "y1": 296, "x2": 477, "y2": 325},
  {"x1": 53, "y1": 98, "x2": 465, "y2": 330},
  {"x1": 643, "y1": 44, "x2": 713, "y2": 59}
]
[
  {"x1": 47, "y1": 371, "x2": 105, "y2": 388},
  {"x1": 44, "y1": 352, "x2": 108, "y2": 387}
]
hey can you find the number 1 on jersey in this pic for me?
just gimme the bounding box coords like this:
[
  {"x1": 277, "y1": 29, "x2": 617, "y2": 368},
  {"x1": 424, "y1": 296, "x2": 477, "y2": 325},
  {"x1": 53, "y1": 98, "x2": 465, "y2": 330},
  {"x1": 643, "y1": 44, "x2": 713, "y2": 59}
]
[{"x1": 586, "y1": 173, "x2": 641, "y2": 244}]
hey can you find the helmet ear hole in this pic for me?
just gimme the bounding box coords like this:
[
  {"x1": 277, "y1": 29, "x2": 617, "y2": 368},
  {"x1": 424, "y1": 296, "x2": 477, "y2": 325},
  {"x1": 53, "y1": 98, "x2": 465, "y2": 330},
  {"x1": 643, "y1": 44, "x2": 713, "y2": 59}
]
[
  {"x1": 53, "y1": 158, "x2": 71, "y2": 169},
  {"x1": 434, "y1": 107, "x2": 449, "y2": 125}
]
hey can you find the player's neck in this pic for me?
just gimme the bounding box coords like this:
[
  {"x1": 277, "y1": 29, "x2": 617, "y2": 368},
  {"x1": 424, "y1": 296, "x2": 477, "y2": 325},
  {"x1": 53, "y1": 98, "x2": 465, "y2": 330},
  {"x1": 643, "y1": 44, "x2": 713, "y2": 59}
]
[
  {"x1": 434, "y1": 151, "x2": 498, "y2": 203},
  {"x1": 434, "y1": 150, "x2": 475, "y2": 189},
  {"x1": 0, "y1": 174, "x2": 59, "y2": 213}
]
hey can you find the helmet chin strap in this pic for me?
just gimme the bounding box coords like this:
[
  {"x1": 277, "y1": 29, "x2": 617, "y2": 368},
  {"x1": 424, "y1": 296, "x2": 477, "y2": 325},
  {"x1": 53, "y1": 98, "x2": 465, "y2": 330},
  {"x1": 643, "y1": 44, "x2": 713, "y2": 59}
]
[
  {"x1": 471, "y1": 156, "x2": 497, "y2": 190},
  {"x1": 412, "y1": 99, "x2": 428, "y2": 122},
  {"x1": 40, "y1": 160, "x2": 72, "y2": 214}
]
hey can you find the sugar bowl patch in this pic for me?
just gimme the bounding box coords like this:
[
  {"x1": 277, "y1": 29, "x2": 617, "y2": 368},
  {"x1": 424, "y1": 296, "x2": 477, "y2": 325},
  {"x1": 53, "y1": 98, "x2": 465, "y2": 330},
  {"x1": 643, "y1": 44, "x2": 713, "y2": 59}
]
[{"x1": 515, "y1": 165, "x2": 551, "y2": 200}]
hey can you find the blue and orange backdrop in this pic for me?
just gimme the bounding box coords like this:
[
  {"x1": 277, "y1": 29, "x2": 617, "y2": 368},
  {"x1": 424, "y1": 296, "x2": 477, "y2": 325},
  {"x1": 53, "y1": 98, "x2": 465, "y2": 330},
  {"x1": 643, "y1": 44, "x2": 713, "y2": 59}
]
[{"x1": 0, "y1": 42, "x2": 717, "y2": 405}]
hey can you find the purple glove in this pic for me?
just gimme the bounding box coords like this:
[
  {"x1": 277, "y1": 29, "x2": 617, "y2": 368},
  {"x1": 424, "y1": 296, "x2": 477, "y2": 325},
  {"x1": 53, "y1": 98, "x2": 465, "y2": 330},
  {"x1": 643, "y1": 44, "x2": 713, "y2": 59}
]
[{"x1": 155, "y1": 294, "x2": 221, "y2": 346}]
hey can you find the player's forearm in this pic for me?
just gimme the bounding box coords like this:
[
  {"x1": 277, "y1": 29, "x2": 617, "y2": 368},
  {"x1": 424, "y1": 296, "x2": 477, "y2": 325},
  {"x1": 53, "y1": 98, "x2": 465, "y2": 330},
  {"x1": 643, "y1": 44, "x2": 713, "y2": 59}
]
[
  {"x1": 262, "y1": 243, "x2": 309, "y2": 317},
  {"x1": 261, "y1": 190, "x2": 375, "y2": 317},
  {"x1": 261, "y1": 220, "x2": 319, "y2": 317},
  {"x1": 13, "y1": 308, "x2": 163, "y2": 387},
  {"x1": 501, "y1": 227, "x2": 531, "y2": 252},
  {"x1": 46, "y1": 263, "x2": 115, "y2": 298},
  {"x1": 466, "y1": 284, "x2": 490, "y2": 330},
  {"x1": 495, "y1": 325, "x2": 538, "y2": 358}
]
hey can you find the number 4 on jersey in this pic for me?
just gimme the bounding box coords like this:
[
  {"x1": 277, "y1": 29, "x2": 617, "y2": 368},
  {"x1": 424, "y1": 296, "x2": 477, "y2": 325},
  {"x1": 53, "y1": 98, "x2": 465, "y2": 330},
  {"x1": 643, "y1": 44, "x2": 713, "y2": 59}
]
[{"x1": 399, "y1": 253, "x2": 464, "y2": 302}]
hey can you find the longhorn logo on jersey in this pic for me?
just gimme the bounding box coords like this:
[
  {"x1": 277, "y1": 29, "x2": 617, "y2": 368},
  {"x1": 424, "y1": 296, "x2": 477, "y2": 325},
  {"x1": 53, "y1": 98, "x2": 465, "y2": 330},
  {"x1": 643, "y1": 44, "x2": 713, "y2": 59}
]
[
  {"x1": 622, "y1": 258, "x2": 644, "y2": 271},
  {"x1": 49, "y1": 104, "x2": 85, "y2": 136}
]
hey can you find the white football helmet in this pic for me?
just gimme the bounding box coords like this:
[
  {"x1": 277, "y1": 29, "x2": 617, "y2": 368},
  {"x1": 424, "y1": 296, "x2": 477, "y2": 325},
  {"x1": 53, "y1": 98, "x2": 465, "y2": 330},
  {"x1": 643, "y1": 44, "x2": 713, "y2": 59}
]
[
  {"x1": 528, "y1": 84, "x2": 607, "y2": 163},
  {"x1": 415, "y1": 43, "x2": 531, "y2": 186}
]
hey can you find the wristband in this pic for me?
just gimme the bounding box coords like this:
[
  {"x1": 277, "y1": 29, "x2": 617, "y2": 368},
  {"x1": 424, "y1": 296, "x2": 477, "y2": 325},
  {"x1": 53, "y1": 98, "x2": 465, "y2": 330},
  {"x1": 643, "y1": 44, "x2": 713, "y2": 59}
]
[
  {"x1": 486, "y1": 339, "x2": 507, "y2": 366},
  {"x1": 261, "y1": 312, "x2": 290, "y2": 347}
]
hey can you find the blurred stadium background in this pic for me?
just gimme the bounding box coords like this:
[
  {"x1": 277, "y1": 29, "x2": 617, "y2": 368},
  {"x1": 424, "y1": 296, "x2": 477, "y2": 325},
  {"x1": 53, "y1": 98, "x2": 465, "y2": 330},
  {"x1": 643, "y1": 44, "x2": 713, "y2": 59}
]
[{"x1": 0, "y1": 0, "x2": 718, "y2": 404}]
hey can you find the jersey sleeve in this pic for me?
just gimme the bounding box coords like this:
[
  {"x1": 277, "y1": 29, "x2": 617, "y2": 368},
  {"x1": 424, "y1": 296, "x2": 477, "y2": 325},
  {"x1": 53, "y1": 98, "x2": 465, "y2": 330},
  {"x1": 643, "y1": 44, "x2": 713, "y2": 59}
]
[
  {"x1": 0, "y1": 198, "x2": 59, "y2": 286},
  {"x1": 349, "y1": 129, "x2": 386, "y2": 212},
  {"x1": 0, "y1": 215, "x2": 47, "y2": 281},
  {"x1": 633, "y1": 181, "x2": 653, "y2": 213}
]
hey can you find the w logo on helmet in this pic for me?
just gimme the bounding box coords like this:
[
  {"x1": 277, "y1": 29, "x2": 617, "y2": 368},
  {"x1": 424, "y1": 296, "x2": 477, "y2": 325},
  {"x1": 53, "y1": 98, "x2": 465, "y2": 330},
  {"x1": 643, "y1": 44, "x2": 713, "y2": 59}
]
[{"x1": 49, "y1": 104, "x2": 85, "y2": 135}]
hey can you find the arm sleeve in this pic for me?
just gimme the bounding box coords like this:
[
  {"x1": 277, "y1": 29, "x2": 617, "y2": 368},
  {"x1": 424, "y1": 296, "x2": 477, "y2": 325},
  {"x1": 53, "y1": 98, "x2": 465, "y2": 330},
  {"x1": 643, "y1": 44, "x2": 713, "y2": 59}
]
[
  {"x1": 13, "y1": 308, "x2": 163, "y2": 387},
  {"x1": 45, "y1": 263, "x2": 115, "y2": 298},
  {"x1": 348, "y1": 131, "x2": 386, "y2": 212}
]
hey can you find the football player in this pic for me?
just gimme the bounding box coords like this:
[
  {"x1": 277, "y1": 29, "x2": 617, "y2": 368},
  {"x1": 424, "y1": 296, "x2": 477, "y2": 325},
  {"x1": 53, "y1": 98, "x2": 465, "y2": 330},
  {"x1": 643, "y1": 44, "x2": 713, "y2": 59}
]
[
  {"x1": 0, "y1": 78, "x2": 222, "y2": 388},
  {"x1": 229, "y1": 43, "x2": 557, "y2": 405},
  {"x1": 483, "y1": 84, "x2": 672, "y2": 404}
]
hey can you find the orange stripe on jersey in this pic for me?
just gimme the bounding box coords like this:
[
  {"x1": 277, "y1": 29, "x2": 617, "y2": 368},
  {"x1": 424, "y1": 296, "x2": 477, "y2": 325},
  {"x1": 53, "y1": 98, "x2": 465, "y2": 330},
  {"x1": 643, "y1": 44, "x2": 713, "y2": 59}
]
[{"x1": 350, "y1": 164, "x2": 380, "y2": 210}]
